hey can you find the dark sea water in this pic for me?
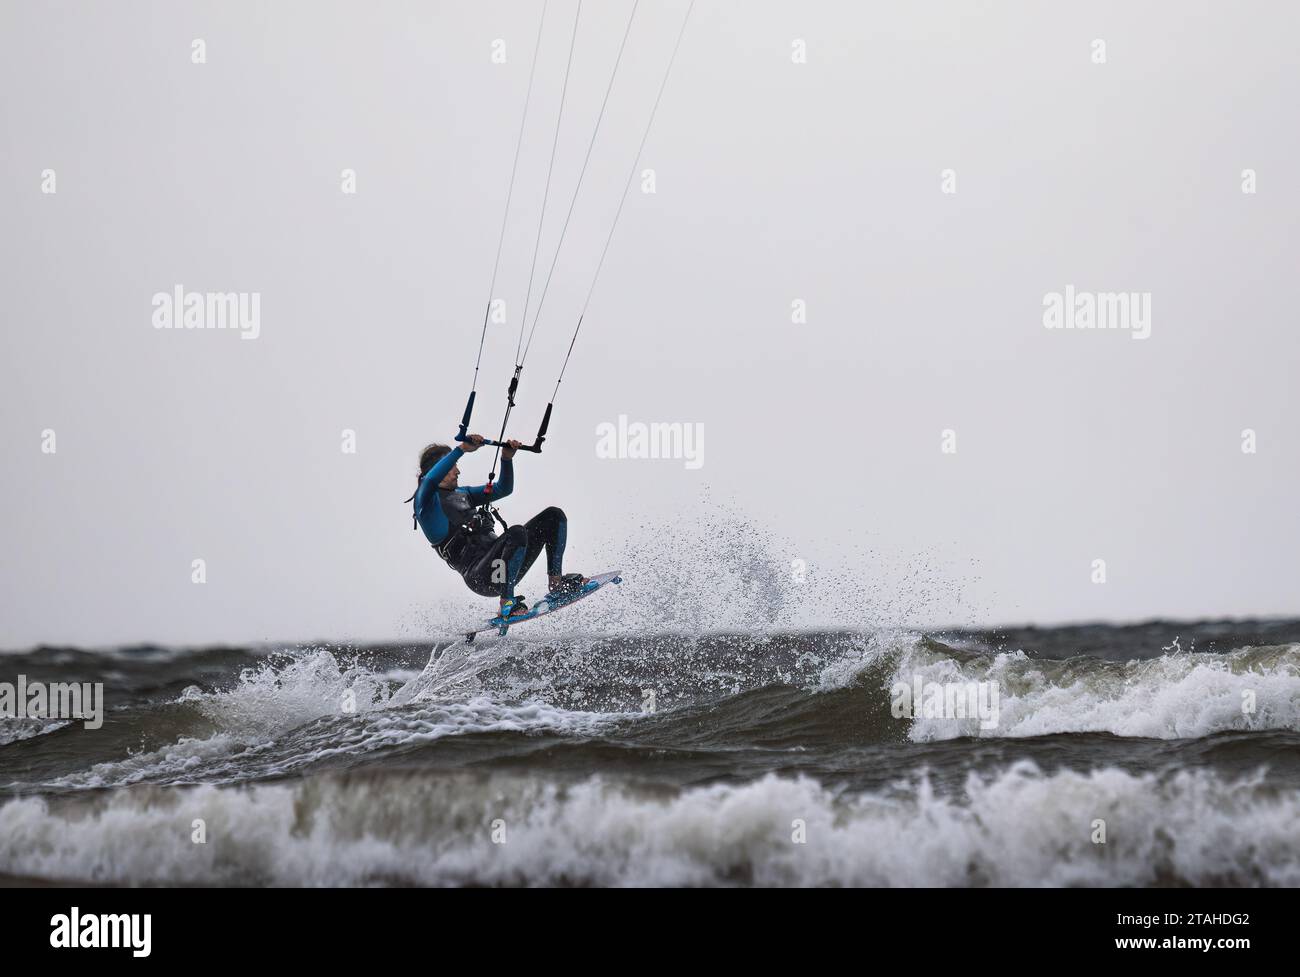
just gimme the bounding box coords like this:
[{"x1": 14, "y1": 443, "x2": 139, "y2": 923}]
[{"x1": 2, "y1": 618, "x2": 1299, "y2": 886}]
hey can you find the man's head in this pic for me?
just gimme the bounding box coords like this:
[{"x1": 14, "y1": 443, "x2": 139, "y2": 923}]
[{"x1": 420, "y1": 443, "x2": 459, "y2": 489}]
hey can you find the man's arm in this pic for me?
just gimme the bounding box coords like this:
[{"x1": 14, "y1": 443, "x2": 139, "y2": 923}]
[
  {"x1": 462, "y1": 439, "x2": 518, "y2": 503},
  {"x1": 420, "y1": 445, "x2": 464, "y2": 488},
  {"x1": 463, "y1": 457, "x2": 512, "y2": 503}
]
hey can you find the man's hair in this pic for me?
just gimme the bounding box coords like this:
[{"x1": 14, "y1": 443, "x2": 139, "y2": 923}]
[{"x1": 419, "y1": 443, "x2": 452, "y2": 478}]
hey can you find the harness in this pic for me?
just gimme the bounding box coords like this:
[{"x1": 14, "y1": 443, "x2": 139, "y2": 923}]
[
  {"x1": 406, "y1": 475, "x2": 509, "y2": 572},
  {"x1": 433, "y1": 499, "x2": 509, "y2": 570}
]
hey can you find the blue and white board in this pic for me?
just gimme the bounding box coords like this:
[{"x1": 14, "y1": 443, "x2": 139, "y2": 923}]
[{"x1": 464, "y1": 570, "x2": 623, "y2": 643}]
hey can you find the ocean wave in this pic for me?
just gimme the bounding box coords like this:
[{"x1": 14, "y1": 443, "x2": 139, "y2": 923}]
[
  {"x1": 818, "y1": 636, "x2": 1300, "y2": 741},
  {"x1": 3, "y1": 763, "x2": 1298, "y2": 886},
  {"x1": 0, "y1": 717, "x2": 69, "y2": 747},
  {"x1": 45, "y1": 697, "x2": 616, "y2": 791},
  {"x1": 10, "y1": 633, "x2": 1300, "y2": 795}
]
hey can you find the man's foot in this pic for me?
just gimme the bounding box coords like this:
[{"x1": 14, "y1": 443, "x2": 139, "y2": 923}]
[
  {"x1": 545, "y1": 573, "x2": 589, "y2": 600},
  {"x1": 497, "y1": 595, "x2": 528, "y2": 621}
]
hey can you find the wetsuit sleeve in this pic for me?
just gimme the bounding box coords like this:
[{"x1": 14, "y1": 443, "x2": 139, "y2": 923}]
[
  {"x1": 462, "y1": 456, "x2": 513, "y2": 504},
  {"x1": 413, "y1": 446, "x2": 465, "y2": 543}
]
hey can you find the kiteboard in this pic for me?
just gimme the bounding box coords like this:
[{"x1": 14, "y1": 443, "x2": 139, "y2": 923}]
[{"x1": 464, "y1": 570, "x2": 623, "y2": 643}]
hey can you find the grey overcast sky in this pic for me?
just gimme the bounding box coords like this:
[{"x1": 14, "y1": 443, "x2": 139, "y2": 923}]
[{"x1": 2, "y1": 1, "x2": 1297, "y2": 648}]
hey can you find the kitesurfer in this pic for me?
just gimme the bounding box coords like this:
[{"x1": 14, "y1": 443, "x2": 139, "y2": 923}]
[{"x1": 410, "y1": 434, "x2": 587, "y2": 620}]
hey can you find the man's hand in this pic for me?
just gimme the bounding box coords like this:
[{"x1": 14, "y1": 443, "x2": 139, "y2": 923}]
[
  {"x1": 501, "y1": 439, "x2": 522, "y2": 460},
  {"x1": 461, "y1": 434, "x2": 485, "y2": 453}
]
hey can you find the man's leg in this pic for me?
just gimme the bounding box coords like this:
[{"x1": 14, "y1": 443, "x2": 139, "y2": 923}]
[
  {"x1": 462, "y1": 527, "x2": 529, "y2": 608},
  {"x1": 517, "y1": 507, "x2": 565, "y2": 579},
  {"x1": 518, "y1": 507, "x2": 588, "y2": 594}
]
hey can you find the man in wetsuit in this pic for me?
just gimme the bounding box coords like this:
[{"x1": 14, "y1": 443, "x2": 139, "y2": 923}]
[{"x1": 411, "y1": 433, "x2": 587, "y2": 620}]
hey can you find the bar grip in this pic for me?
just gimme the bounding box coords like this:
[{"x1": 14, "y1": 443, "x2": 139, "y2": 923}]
[
  {"x1": 456, "y1": 391, "x2": 476, "y2": 440},
  {"x1": 454, "y1": 433, "x2": 542, "y2": 453},
  {"x1": 533, "y1": 402, "x2": 553, "y2": 450},
  {"x1": 454, "y1": 398, "x2": 549, "y2": 453}
]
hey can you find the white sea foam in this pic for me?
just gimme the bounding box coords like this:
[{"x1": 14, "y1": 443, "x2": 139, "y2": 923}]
[
  {"x1": 899, "y1": 642, "x2": 1300, "y2": 741},
  {"x1": 41, "y1": 647, "x2": 618, "y2": 790},
  {"x1": 816, "y1": 633, "x2": 1300, "y2": 740},
  {"x1": 0, "y1": 717, "x2": 68, "y2": 747},
  {"x1": 2, "y1": 764, "x2": 1297, "y2": 886}
]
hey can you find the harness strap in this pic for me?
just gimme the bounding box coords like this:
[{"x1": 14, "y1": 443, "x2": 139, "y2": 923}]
[{"x1": 430, "y1": 505, "x2": 508, "y2": 561}]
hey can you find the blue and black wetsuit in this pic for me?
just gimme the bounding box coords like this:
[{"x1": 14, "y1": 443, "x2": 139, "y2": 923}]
[{"x1": 414, "y1": 446, "x2": 569, "y2": 599}]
